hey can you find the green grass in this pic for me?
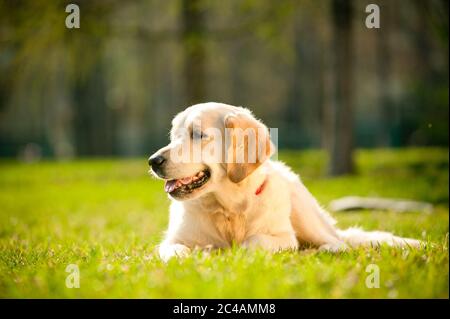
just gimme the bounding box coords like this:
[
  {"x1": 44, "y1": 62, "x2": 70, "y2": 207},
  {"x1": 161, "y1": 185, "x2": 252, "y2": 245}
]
[{"x1": 0, "y1": 148, "x2": 448, "y2": 298}]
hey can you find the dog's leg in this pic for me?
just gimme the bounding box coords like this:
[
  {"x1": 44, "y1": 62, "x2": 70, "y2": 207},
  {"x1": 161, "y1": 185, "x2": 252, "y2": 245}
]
[
  {"x1": 337, "y1": 227, "x2": 423, "y2": 248},
  {"x1": 290, "y1": 182, "x2": 347, "y2": 251},
  {"x1": 242, "y1": 232, "x2": 299, "y2": 252},
  {"x1": 290, "y1": 183, "x2": 421, "y2": 250},
  {"x1": 158, "y1": 241, "x2": 191, "y2": 262}
]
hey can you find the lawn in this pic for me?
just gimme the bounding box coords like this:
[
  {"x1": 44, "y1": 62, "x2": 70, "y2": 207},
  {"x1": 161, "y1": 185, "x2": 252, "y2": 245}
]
[{"x1": 0, "y1": 148, "x2": 448, "y2": 298}]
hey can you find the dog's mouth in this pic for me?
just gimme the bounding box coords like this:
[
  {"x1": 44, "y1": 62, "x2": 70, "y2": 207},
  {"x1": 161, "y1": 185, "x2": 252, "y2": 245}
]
[{"x1": 164, "y1": 169, "x2": 211, "y2": 196}]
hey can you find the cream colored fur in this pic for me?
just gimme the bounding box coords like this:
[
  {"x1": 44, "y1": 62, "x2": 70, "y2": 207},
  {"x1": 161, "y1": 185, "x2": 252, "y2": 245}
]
[{"x1": 150, "y1": 102, "x2": 421, "y2": 261}]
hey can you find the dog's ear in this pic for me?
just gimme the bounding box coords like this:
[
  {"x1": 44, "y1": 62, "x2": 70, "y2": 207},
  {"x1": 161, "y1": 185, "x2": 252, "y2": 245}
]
[{"x1": 224, "y1": 112, "x2": 275, "y2": 183}]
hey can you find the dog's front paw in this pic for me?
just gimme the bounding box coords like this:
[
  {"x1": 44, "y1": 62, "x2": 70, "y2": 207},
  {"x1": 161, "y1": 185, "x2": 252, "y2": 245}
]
[
  {"x1": 242, "y1": 234, "x2": 272, "y2": 250},
  {"x1": 159, "y1": 243, "x2": 191, "y2": 262}
]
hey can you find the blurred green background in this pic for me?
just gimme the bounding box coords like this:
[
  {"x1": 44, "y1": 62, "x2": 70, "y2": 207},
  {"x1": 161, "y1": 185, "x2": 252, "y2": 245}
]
[{"x1": 0, "y1": 0, "x2": 448, "y2": 160}]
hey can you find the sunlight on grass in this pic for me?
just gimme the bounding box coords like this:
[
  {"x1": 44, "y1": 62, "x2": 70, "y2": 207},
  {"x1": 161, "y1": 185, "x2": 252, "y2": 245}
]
[{"x1": 0, "y1": 148, "x2": 448, "y2": 298}]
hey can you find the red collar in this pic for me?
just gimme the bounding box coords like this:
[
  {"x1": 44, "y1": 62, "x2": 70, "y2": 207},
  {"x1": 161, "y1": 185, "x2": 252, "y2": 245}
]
[{"x1": 255, "y1": 178, "x2": 267, "y2": 196}]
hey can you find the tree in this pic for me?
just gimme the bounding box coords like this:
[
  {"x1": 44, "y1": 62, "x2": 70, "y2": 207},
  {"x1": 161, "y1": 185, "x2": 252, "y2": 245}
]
[
  {"x1": 325, "y1": 0, "x2": 355, "y2": 175},
  {"x1": 181, "y1": 0, "x2": 206, "y2": 105},
  {"x1": 376, "y1": 0, "x2": 393, "y2": 147}
]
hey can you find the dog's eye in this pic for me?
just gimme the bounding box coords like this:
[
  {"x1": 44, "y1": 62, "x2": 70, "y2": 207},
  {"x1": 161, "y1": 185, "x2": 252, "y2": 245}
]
[{"x1": 192, "y1": 130, "x2": 206, "y2": 140}]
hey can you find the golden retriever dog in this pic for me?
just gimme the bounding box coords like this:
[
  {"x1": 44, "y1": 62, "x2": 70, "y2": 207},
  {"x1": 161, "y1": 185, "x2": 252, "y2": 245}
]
[{"x1": 149, "y1": 102, "x2": 421, "y2": 261}]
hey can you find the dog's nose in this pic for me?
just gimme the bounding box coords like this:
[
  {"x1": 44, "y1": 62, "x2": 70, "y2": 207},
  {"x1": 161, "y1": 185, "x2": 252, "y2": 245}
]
[{"x1": 148, "y1": 155, "x2": 165, "y2": 168}]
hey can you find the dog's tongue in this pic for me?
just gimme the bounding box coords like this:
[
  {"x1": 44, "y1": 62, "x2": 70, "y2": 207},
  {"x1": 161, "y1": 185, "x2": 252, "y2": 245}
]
[
  {"x1": 164, "y1": 180, "x2": 177, "y2": 193},
  {"x1": 164, "y1": 176, "x2": 194, "y2": 193}
]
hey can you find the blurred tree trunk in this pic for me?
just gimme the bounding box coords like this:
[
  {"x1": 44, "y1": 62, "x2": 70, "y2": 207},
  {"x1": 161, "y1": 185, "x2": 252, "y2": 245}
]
[
  {"x1": 181, "y1": 0, "x2": 206, "y2": 105},
  {"x1": 325, "y1": 0, "x2": 355, "y2": 176},
  {"x1": 284, "y1": 24, "x2": 303, "y2": 148},
  {"x1": 73, "y1": 64, "x2": 115, "y2": 156},
  {"x1": 376, "y1": 1, "x2": 393, "y2": 147}
]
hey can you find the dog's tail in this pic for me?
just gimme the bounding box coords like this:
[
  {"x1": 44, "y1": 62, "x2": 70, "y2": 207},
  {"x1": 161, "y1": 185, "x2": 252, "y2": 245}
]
[{"x1": 336, "y1": 227, "x2": 422, "y2": 248}]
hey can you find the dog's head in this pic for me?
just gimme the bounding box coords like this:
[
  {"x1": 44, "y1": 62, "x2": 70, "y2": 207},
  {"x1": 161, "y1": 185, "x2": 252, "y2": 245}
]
[{"x1": 149, "y1": 102, "x2": 275, "y2": 200}]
